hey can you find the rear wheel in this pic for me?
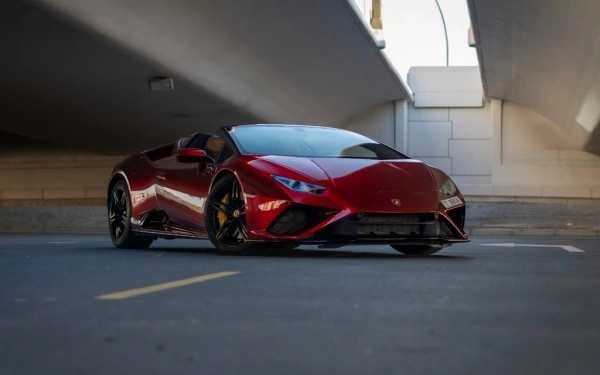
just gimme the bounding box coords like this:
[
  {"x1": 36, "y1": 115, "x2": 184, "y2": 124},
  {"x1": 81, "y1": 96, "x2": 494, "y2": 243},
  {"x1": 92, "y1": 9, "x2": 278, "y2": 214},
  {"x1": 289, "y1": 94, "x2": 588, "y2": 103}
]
[
  {"x1": 108, "y1": 180, "x2": 154, "y2": 249},
  {"x1": 391, "y1": 245, "x2": 443, "y2": 256},
  {"x1": 205, "y1": 175, "x2": 256, "y2": 255}
]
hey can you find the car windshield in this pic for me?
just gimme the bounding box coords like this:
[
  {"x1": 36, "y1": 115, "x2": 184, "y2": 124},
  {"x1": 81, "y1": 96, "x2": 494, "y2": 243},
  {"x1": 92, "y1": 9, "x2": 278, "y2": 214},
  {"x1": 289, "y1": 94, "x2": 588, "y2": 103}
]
[{"x1": 226, "y1": 125, "x2": 409, "y2": 160}]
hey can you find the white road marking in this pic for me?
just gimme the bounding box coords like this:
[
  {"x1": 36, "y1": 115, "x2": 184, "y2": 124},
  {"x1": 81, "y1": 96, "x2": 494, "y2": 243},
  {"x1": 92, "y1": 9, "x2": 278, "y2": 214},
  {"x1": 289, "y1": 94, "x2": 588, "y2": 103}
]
[
  {"x1": 48, "y1": 241, "x2": 78, "y2": 244},
  {"x1": 44, "y1": 297, "x2": 58, "y2": 302},
  {"x1": 14, "y1": 298, "x2": 26, "y2": 303},
  {"x1": 481, "y1": 243, "x2": 585, "y2": 253},
  {"x1": 560, "y1": 245, "x2": 586, "y2": 253}
]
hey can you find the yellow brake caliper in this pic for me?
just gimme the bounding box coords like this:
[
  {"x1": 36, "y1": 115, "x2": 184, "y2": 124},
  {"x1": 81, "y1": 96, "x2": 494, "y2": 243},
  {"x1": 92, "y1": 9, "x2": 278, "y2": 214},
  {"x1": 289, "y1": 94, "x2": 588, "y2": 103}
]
[{"x1": 217, "y1": 193, "x2": 230, "y2": 227}]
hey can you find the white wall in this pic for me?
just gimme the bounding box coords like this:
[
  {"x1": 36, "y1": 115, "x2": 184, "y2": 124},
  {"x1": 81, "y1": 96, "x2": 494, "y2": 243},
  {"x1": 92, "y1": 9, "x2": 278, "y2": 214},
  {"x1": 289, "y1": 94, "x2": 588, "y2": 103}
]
[
  {"x1": 500, "y1": 102, "x2": 597, "y2": 164},
  {"x1": 409, "y1": 66, "x2": 484, "y2": 108},
  {"x1": 406, "y1": 66, "x2": 492, "y2": 187},
  {"x1": 343, "y1": 102, "x2": 395, "y2": 144},
  {"x1": 490, "y1": 100, "x2": 600, "y2": 198},
  {"x1": 342, "y1": 100, "x2": 408, "y2": 152},
  {"x1": 343, "y1": 66, "x2": 600, "y2": 199},
  {"x1": 406, "y1": 103, "x2": 492, "y2": 183}
]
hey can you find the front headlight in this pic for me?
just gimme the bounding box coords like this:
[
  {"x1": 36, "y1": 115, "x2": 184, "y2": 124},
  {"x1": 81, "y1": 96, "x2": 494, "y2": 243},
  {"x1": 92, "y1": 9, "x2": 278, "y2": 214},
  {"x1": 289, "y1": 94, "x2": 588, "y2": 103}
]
[
  {"x1": 271, "y1": 175, "x2": 326, "y2": 195},
  {"x1": 439, "y1": 179, "x2": 457, "y2": 197}
]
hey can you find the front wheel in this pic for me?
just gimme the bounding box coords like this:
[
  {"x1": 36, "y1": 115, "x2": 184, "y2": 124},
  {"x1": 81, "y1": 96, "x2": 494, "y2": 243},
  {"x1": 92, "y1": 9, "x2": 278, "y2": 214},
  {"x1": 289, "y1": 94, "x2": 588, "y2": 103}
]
[
  {"x1": 391, "y1": 245, "x2": 444, "y2": 256},
  {"x1": 108, "y1": 180, "x2": 154, "y2": 249},
  {"x1": 205, "y1": 175, "x2": 257, "y2": 255}
]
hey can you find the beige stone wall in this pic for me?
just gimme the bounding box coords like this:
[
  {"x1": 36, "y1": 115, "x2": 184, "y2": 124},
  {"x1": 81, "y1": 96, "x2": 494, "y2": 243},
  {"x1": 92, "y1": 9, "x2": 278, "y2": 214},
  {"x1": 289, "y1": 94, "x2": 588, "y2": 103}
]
[{"x1": 0, "y1": 131, "x2": 122, "y2": 205}]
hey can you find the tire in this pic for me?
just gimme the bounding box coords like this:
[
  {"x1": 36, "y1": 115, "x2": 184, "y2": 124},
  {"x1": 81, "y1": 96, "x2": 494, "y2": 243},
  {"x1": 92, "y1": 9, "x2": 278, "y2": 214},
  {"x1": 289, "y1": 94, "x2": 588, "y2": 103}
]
[
  {"x1": 391, "y1": 244, "x2": 444, "y2": 256},
  {"x1": 205, "y1": 174, "x2": 257, "y2": 255},
  {"x1": 108, "y1": 180, "x2": 154, "y2": 249}
]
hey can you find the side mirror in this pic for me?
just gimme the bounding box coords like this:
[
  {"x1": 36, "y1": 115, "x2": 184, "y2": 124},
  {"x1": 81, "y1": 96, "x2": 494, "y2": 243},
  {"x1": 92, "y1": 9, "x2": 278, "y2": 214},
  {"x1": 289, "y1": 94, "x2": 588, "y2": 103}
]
[{"x1": 175, "y1": 148, "x2": 207, "y2": 164}]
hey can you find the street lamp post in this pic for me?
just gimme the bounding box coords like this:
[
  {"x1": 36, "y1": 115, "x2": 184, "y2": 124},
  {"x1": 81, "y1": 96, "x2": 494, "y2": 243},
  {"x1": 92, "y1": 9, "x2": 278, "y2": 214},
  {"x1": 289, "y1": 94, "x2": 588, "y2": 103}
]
[{"x1": 434, "y1": 0, "x2": 449, "y2": 66}]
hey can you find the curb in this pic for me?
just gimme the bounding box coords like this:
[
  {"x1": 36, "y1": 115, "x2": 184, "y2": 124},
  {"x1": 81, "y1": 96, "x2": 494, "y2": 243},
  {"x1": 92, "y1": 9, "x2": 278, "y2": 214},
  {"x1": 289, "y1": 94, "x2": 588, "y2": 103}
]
[
  {"x1": 0, "y1": 227, "x2": 108, "y2": 234},
  {"x1": 464, "y1": 228, "x2": 600, "y2": 237}
]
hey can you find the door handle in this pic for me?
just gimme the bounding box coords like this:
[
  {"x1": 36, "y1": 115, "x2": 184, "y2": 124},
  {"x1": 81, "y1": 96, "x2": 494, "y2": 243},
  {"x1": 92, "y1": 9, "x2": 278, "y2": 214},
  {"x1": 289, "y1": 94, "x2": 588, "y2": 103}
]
[{"x1": 157, "y1": 172, "x2": 166, "y2": 180}]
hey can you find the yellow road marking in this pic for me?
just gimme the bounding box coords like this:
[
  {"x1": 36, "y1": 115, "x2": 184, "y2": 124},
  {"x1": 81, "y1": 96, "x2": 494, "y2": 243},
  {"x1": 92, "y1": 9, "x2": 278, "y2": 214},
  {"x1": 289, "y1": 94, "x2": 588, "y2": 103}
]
[{"x1": 95, "y1": 271, "x2": 240, "y2": 300}]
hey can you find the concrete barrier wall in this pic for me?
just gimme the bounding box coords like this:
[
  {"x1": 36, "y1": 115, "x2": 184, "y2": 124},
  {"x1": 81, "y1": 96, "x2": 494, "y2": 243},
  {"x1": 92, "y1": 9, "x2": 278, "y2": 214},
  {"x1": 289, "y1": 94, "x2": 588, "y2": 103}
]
[
  {"x1": 0, "y1": 131, "x2": 120, "y2": 205},
  {"x1": 0, "y1": 155, "x2": 117, "y2": 204}
]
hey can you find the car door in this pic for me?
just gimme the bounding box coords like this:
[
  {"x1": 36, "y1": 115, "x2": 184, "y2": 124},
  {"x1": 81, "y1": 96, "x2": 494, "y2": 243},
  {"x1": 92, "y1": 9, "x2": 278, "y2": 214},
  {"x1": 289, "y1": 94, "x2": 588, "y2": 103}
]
[{"x1": 155, "y1": 134, "x2": 219, "y2": 233}]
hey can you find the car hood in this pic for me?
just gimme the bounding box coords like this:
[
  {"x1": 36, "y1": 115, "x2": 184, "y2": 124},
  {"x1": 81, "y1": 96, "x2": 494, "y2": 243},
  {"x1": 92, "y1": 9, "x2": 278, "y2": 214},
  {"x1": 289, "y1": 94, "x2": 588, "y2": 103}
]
[{"x1": 257, "y1": 155, "x2": 437, "y2": 193}]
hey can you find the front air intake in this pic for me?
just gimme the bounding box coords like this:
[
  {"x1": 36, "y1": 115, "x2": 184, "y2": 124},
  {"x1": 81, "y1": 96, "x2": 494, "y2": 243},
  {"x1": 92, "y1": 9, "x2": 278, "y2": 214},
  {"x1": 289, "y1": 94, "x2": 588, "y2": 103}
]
[
  {"x1": 268, "y1": 204, "x2": 332, "y2": 236},
  {"x1": 316, "y1": 212, "x2": 463, "y2": 240}
]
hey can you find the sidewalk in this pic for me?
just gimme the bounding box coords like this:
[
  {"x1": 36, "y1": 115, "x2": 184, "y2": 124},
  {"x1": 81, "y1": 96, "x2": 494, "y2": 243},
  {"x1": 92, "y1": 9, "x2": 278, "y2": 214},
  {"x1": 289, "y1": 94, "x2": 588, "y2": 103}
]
[
  {"x1": 464, "y1": 200, "x2": 600, "y2": 237},
  {"x1": 0, "y1": 200, "x2": 599, "y2": 237}
]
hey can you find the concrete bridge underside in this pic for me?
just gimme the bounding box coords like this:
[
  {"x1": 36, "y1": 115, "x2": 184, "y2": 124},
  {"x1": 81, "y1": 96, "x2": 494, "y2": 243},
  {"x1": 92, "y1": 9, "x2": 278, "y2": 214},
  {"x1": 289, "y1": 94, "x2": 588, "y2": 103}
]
[
  {"x1": 468, "y1": 0, "x2": 600, "y2": 155},
  {"x1": 0, "y1": 0, "x2": 411, "y2": 155}
]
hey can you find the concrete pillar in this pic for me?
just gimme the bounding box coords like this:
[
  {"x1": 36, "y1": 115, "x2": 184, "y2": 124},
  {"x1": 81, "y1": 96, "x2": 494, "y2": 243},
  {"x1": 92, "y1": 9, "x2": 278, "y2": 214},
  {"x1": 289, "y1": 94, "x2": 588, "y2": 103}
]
[
  {"x1": 490, "y1": 98, "x2": 503, "y2": 182},
  {"x1": 394, "y1": 99, "x2": 408, "y2": 153}
]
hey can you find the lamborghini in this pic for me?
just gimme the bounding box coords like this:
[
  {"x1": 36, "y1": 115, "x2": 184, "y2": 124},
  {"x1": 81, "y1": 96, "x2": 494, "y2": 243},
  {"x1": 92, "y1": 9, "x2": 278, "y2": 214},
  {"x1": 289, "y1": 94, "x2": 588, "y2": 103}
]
[{"x1": 107, "y1": 124, "x2": 469, "y2": 255}]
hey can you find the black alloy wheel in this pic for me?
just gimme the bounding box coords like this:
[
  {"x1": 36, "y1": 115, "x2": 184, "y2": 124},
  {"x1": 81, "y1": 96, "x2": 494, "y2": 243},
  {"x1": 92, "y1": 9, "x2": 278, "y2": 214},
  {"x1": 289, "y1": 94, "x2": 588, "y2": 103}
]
[
  {"x1": 109, "y1": 185, "x2": 128, "y2": 240},
  {"x1": 108, "y1": 180, "x2": 154, "y2": 249},
  {"x1": 205, "y1": 175, "x2": 256, "y2": 255}
]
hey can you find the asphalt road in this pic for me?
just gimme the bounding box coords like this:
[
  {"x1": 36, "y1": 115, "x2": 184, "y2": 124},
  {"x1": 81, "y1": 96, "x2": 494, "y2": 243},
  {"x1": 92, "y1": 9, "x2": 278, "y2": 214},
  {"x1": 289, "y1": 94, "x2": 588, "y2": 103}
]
[{"x1": 1, "y1": 234, "x2": 599, "y2": 375}]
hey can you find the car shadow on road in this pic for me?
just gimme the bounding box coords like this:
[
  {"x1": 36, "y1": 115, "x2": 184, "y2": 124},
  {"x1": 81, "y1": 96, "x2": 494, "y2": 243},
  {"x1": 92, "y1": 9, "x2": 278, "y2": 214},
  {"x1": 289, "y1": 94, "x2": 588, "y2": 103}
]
[
  {"x1": 253, "y1": 250, "x2": 469, "y2": 260},
  {"x1": 95, "y1": 246, "x2": 471, "y2": 260}
]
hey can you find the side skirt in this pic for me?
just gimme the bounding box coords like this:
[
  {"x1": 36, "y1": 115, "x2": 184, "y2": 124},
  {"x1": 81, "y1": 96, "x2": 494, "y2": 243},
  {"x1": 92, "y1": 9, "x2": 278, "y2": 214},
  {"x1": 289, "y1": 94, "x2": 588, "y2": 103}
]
[
  {"x1": 134, "y1": 209, "x2": 209, "y2": 240},
  {"x1": 132, "y1": 228, "x2": 208, "y2": 240}
]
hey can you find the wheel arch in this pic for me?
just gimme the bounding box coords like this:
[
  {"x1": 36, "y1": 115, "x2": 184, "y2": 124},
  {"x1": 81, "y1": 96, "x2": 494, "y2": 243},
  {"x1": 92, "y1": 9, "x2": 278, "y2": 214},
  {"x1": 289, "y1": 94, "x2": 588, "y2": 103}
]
[
  {"x1": 107, "y1": 171, "x2": 130, "y2": 205},
  {"x1": 209, "y1": 169, "x2": 242, "y2": 193}
]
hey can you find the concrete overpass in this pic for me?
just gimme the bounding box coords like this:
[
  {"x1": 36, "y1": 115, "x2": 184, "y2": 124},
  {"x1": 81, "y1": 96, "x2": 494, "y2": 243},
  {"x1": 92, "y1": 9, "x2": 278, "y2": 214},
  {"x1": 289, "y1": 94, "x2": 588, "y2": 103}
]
[
  {"x1": 0, "y1": 0, "x2": 411, "y2": 155},
  {"x1": 467, "y1": 0, "x2": 600, "y2": 155}
]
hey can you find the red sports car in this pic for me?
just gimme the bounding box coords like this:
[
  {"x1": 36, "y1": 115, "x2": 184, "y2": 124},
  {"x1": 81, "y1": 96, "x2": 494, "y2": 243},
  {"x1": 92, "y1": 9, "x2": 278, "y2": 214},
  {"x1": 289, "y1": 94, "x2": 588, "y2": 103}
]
[{"x1": 107, "y1": 124, "x2": 469, "y2": 255}]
